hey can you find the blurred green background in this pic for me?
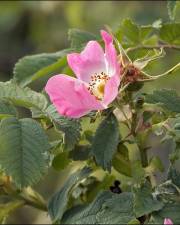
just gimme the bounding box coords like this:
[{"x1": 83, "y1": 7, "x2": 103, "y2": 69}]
[
  {"x1": 0, "y1": 1, "x2": 179, "y2": 224},
  {"x1": 0, "y1": 1, "x2": 180, "y2": 89}
]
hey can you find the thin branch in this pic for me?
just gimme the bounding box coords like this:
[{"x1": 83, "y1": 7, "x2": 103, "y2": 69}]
[
  {"x1": 15, "y1": 194, "x2": 47, "y2": 212},
  {"x1": 9, "y1": 188, "x2": 48, "y2": 212},
  {"x1": 6, "y1": 192, "x2": 47, "y2": 212},
  {"x1": 114, "y1": 100, "x2": 131, "y2": 130},
  {"x1": 141, "y1": 62, "x2": 180, "y2": 81},
  {"x1": 22, "y1": 196, "x2": 47, "y2": 212}
]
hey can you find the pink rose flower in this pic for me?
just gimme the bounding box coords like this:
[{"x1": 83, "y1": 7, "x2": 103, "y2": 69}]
[
  {"x1": 45, "y1": 30, "x2": 121, "y2": 118},
  {"x1": 164, "y1": 218, "x2": 173, "y2": 225}
]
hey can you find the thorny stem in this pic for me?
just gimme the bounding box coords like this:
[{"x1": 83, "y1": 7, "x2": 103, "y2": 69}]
[
  {"x1": 114, "y1": 97, "x2": 149, "y2": 169},
  {"x1": 126, "y1": 44, "x2": 180, "y2": 53},
  {"x1": 127, "y1": 95, "x2": 149, "y2": 169},
  {"x1": 128, "y1": 95, "x2": 152, "y2": 192}
]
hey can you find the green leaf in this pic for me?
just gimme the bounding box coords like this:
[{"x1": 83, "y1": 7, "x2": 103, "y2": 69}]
[
  {"x1": 69, "y1": 145, "x2": 90, "y2": 161},
  {"x1": 140, "y1": 26, "x2": 153, "y2": 42},
  {"x1": 121, "y1": 19, "x2": 140, "y2": 45},
  {"x1": 145, "y1": 89, "x2": 180, "y2": 113},
  {"x1": 13, "y1": 49, "x2": 70, "y2": 87},
  {"x1": 0, "y1": 200, "x2": 24, "y2": 223},
  {"x1": 46, "y1": 105, "x2": 81, "y2": 150},
  {"x1": 151, "y1": 202, "x2": 180, "y2": 224},
  {"x1": 168, "y1": 166, "x2": 180, "y2": 188},
  {"x1": 62, "y1": 191, "x2": 136, "y2": 224},
  {"x1": 86, "y1": 175, "x2": 115, "y2": 202},
  {"x1": 0, "y1": 101, "x2": 17, "y2": 119},
  {"x1": 159, "y1": 23, "x2": 180, "y2": 45},
  {"x1": 52, "y1": 151, "x2": 71, "y2": 171},
  {"x1": 133, "y1": 181, "x2": 164, "y2": 217},
  {"x1": 167, "y1": 0, "x2": 177, "y2": 21},
  {"x1": 0, "y1": 117, "x2": 50, "y2": 188},
  {"x1": 131, "y1": 161, "x2": 146, "y2": 183},
  {"x1": 145, "y1": 156, "x2": 164, "y2": 174},
  {"x1": 128, "y1": 218, "x2": 140, "y2": 225},
  {"x1": 62, "y1": 191, "x2": 113, "y2": 224},
  {"x1": 112, "y1": 147, "x2": 132, "y2": 177},
  {"x1": 68, "y1": 29, "x2": 97, "y2": 49},
  {"x1": 96, "y1": 192, "x2": 135, "y2": 224},
  {"x1": 118, "y1": 19, "x2": 152, "y2": 46},
  {"x1": 91, "y1": 113, "x2": 119, "y2": 171},
  {"x1": 154, "y1": 180, "x2": 180, "y2": 203},
  {"x1": 0, "y1": 81, "x2": 47, "y2": 111},
  {"x1": 48, "y1": 166, "x2": 92, "y2": 222}
]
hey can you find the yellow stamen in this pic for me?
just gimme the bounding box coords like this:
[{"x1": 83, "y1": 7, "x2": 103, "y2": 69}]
[
  {"x1": 98, "y1": 83, "x2": 105, "y2": 95},
  {"x1": 88, "y1": 72, "x2": 109, "y2": 100}
]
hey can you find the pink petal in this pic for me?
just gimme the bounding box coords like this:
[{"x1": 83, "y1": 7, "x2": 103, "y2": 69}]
[
  {"x1": 101, "y1": 30, "x2": 120, "y2": 77},
  {"x1": 100, "y1": 30, "x2": 121, "y2": 106},
  {"x1": 164, "y1": 218, "x2": 173, "y2": 225},
  {"x1": 103, "y1": 73, "x2": 120, "y2": 106},
  {"x1": 67, "y1": 41, "x2": 106, "y2": 82},
  {"x1": 45, "y1": 75, "x2": 103, "y2": 118}
]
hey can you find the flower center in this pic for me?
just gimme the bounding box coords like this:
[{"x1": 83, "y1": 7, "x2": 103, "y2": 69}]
[{"x1": 88, "y1": 72, "x2": 110, "y2": 100}]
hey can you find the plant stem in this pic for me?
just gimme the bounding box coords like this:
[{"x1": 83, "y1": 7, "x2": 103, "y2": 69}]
[
  {"x1": 128, "y1": 96, "x2": 149, "y2": 169},
  {"x1": 142, "y1": 62, "x2": 180, "y2": 81},
  {"x1": 139, "y1": 147, "x2": 149, "y2": 168},
  {"x1": 114, "y1": 99, "x2": 131, "y2": 130},
  {"x1": 18, "y1": 194, "x2": 47, "y2": 211},
  {"x1": 9, "y1": 190, "x2": 48, "y2": 212}
]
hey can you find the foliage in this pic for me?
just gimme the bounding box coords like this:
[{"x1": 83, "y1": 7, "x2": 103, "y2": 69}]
[
  {"x1": 48, "y1": 166, "x2": 92, "y2": 223},
  {"x1": 61, "y1": 191, "x2": 136, "y2": 224},
  {"x1": 145, "y1": 89, "x2": 180, "y2": 113},
  {"x1": 91, "y1": 113, "x2": 119, "y2": 172},
  {"x1": 13, "y1": 50, "x2": 70, "y2": 87},
  {"x1": 167, "y1": 0, "x2": 177, "y2": 21},
  {"x1": 0, "y1": 117, "x2": 50, "y2": 188},
  {"x1": 68, "y1": 28, "x2": 98, "y2": 49},
  {"x1": 0, "y1": 6, "x2": 180, "y2": 224}
]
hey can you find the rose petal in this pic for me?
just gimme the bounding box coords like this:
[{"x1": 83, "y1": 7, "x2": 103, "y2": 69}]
[
  {"x1": 67, "y1": 41, "x2": 106, "y2": 82},
  {"x1": 102, "y1": 73, "x2": 120, "y2": 106},
  {"x1": 101, "y1": 30, "x2": 120, "y2": 77},
  {"x1": 45, "y1": 75, "x2": 103, "y2": 118},
  {"x1": 164, "y1": 218, "x2": 173, "y2": 225}
]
